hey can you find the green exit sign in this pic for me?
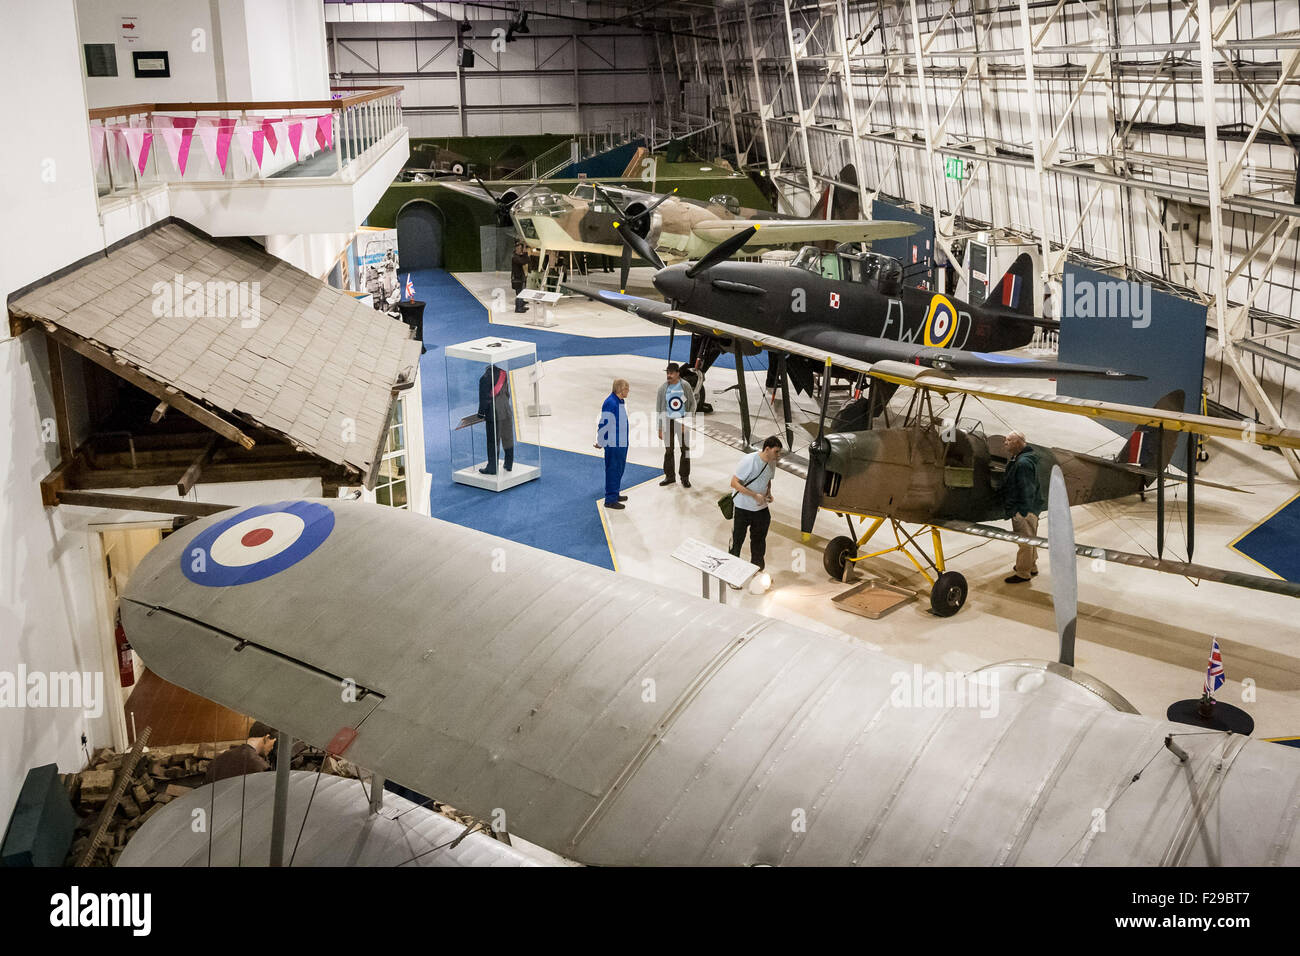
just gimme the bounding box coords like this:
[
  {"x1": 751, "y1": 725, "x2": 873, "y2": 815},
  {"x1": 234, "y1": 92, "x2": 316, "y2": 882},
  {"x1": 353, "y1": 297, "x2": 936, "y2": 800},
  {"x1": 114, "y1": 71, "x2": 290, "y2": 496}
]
[{"x1": 944, "y1": 157, "x2": 966, "y2": 180}]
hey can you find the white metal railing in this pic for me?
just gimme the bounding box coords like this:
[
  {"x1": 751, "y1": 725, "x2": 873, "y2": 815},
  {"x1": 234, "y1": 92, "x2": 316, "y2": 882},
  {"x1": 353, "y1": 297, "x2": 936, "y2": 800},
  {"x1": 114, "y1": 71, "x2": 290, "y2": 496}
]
[{"x1": 88, "y1": 87, "x2": 405, "y2": 202}]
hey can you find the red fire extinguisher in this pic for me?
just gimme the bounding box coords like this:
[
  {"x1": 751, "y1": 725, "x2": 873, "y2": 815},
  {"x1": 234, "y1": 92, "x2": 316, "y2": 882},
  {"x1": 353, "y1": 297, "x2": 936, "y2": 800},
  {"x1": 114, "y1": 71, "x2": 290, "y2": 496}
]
[{"x1": 115, "y1": 610, "x2": 135, "y2": 688}]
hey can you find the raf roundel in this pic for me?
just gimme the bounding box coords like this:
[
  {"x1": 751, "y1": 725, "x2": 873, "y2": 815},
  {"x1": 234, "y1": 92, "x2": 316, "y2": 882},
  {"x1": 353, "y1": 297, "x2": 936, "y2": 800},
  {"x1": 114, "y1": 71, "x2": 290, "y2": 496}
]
[
  {"x1": 182, "y1": 500, "x2": 335, "y2": 587},
  {"x1": 923, "y1": 294, "x2": 959, "y2": 348},
  {"x1": 667, "y1": 394, "x2": 685, "y2": 413}
]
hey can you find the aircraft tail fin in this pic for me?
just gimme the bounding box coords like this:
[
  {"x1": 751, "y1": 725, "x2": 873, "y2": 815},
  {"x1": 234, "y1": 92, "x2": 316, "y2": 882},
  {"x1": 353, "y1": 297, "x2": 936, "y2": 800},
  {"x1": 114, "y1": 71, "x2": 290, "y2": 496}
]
[
  {"x1": 1117, "y1": 389, "x2": 1185, "y2": 476},
  {"x1": 985, "y1": 253, "x2": 1036, "y2": 318}
]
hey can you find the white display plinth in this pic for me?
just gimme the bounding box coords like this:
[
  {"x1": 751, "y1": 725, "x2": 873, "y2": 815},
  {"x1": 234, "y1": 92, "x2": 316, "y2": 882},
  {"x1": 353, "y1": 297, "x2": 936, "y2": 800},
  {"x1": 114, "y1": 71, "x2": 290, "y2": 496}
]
[
  {"x1": 445, "y1": 336, "x2": 541, "y2": 493},
  {"x1": 451, "y1": 462, "x2": 541, "y2": 492}
]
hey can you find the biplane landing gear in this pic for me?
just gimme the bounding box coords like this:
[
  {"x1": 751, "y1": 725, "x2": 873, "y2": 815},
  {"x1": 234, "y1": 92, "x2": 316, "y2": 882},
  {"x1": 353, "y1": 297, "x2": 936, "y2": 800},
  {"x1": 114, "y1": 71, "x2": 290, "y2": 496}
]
[
  {"x1": 929, "y1": 571, "x2": 968, "y2": 617},
  {"x1": 827, "y1": 514, "x2": 969, "y2": 616},
  {"x1": 824, "y1": 536, "x2": 859, "y2": 579}
]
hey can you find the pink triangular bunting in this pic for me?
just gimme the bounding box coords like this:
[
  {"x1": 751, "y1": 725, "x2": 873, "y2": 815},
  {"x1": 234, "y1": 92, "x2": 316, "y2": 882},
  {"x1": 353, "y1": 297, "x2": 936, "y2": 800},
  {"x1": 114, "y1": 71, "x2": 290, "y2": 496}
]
[
  {"x1": 315, "y1": 113, "x2": 333, "y2": 150},
  {"x1": 287, "y1": 121, "x2": 304, "y2": 160}
]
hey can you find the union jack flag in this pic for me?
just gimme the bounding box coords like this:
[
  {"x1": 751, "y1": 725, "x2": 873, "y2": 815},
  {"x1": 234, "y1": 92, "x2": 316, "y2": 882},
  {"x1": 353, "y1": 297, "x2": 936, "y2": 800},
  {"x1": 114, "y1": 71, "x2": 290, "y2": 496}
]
[
  {"x1": 404, "y1": 274, "x2": 414, "y2": 300},
  {"x1": 1204, "y1": 637, "x2": 1225, "y2": 697}
]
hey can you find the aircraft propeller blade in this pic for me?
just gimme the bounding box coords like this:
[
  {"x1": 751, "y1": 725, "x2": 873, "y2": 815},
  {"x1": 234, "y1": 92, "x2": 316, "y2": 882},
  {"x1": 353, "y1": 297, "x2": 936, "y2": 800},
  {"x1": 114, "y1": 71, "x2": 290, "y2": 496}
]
[
  {"x1": 473, "y1": 175, "x2": 499, "y2": 202},
  {"x1": 686, "y1": 225, "x2": 760, "y2": 278},
  {"x1": 801, "y1": 358, "x2": 835, "y2": 537},
  {"x1": 612, "y1": 218, "x2": 667, "y2": 270},
  {"x1": 1047, "y1": 465, "x2": 1079, "y2": 667},
  {"x1": 619, "y1": 243, "x2": 632, "y2": 294}
]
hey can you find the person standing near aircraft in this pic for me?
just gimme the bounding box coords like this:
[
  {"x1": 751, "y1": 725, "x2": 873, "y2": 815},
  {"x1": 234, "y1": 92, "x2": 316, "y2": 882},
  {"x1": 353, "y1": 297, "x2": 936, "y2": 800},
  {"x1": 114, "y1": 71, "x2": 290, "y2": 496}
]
[
  {"x1": 510, "y1": 242, "x2": 530, "y2": 314},
  {"x1": 595, "y1": 379, "x2": 631, "y2": 510},
  {"x1": 728, "y1": 436, "x2": 783, "y2": 584},
  {"x1": 657, "y1": 363, "x2": 696, "y2": 488},
  {"x1": 1002, "y1": 431, "x2": 1044, "y2": 583}
]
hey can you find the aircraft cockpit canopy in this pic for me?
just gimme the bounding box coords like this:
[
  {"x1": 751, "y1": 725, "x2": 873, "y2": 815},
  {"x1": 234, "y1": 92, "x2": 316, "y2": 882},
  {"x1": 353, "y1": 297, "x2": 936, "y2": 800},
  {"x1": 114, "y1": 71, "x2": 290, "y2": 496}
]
[
  {"x1": 709, "y1": 194, "x2": 741, "y2": 215},
  {"x1": 836, "y1": 242, "x2": 904, "y2": 295},
  {"x1": 790, "y1": 244, "x2": 904, "y2": 294},
  {"x1": 515, "y1": 189, "x2": 568, "y2": 218}
]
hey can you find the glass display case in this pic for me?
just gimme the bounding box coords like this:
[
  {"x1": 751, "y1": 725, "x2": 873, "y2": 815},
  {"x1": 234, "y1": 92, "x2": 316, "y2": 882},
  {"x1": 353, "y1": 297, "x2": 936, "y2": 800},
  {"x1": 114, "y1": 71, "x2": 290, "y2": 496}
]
[{"x1": 445, "y1": 336, "x2": 541, "y2": 491}]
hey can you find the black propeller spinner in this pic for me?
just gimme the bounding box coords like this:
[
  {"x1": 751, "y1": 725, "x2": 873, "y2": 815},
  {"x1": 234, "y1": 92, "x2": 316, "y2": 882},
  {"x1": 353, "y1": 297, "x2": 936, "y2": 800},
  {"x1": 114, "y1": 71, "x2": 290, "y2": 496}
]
[
  {"x1": 474, "y1": 175, "x2": 535, "y2": 228},
  {"x1": 593, "y1": 183, "x2": 675, "y2": 292}
]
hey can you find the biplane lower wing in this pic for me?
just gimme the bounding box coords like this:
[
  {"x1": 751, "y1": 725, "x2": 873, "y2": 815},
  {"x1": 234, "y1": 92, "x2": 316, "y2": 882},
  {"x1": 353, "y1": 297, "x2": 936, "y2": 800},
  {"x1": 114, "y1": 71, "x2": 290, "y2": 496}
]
[{"x1": 940, "y1": 519, "x2": 1300, "y2": 598}]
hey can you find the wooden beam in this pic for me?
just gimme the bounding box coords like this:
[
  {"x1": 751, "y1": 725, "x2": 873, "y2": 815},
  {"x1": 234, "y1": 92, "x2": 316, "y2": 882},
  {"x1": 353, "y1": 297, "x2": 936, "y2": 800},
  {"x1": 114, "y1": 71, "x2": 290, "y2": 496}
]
[
  {"x1": 39, "y1": 451, "x2": 84, "y2": 507},
  {"x1": 41, "y1": 326, "x2": 255, "y2": 449},
  {"x1": 45, "y1": 336, "x2": 75, "y2": 460},
  {"x1": 56, "y1": 490, "x2": 233, "y2": 517},
  {"x1": 151, "y1": 401, "x2": 169, "y2": 423},
  {"x1": 74, "y1": 459, "x2": 328, "y2": 490},
  {"x1": 177, "y1": 436, "x2": 220, "y2": 497},
  {"x1": 363, "y1": 391, "x2": 402, "y2": 492}
]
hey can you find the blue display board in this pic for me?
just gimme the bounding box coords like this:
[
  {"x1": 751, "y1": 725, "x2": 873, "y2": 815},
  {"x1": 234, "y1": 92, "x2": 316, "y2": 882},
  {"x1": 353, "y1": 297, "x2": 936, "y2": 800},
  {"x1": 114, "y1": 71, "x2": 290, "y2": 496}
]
[
  {"x1": 870, "y1": 200, "x2": 935, "y2": 288},
  {"x1": 1058, "y1": 265, "x2": 1207, "y2": 462}
]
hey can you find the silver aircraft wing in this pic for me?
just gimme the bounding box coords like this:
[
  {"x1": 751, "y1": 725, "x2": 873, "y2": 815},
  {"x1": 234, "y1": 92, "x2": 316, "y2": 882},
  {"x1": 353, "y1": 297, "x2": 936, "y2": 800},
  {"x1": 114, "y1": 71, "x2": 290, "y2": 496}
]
[{"x1": 120, "y1": 499, "x2": 1300, "y2": 866}]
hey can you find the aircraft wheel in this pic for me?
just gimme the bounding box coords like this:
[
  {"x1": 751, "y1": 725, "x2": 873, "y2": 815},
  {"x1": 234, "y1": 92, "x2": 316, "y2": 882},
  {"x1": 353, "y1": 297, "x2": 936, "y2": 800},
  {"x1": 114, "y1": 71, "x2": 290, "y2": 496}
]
[
  {"x1": 824, "y1": 536, "x2": 858, "y2": 578},
  {"x1": 929, "y1": 571, "x2": 968, "y2": 617}
]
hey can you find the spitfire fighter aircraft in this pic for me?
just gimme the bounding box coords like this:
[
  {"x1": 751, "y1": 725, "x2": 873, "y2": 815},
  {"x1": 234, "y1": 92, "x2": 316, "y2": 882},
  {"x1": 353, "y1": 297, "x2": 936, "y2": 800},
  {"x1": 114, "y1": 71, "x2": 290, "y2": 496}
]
[
  {"x1": 441, "y1": 176, "x2": 923, "y2": 287},
  {"x1": 118, "y1": 493, "x2": 1300, "y2": 867}
]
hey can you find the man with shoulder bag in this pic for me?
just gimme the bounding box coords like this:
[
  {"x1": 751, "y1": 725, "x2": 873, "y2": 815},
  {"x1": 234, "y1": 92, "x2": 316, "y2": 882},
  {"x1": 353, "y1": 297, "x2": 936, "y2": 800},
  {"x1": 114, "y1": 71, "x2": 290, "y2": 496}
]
[{"x1": 719, "y1": 436, "x2": 783, "y2": 587}]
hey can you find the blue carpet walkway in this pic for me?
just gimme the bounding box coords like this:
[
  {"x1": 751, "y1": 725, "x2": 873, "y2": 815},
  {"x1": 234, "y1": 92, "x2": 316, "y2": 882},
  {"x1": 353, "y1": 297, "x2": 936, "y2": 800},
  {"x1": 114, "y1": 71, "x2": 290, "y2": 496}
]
[{"x1": 412, "y1": 268, "x2": 667, "y2": 569}]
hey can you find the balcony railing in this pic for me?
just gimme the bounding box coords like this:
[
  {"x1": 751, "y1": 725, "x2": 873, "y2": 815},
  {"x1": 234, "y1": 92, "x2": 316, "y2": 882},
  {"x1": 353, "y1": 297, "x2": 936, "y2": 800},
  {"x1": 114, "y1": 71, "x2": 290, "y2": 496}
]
[{"x1": 88, "y1": 86, "x2": 404, "y2": 201}]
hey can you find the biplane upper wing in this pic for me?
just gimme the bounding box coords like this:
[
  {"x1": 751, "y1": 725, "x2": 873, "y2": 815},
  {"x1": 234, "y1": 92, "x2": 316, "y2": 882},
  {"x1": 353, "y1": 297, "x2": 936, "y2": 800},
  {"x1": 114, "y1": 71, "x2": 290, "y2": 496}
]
[
  {"x1": 693, "y1": 218, "x2": 921, "y2": 246},
  {"x1": 660, "y1": 310, "x2": 1300, "y2": 450},
  {"x1": 940, "y1": 519, "x2": 1300, "y2": 598}
]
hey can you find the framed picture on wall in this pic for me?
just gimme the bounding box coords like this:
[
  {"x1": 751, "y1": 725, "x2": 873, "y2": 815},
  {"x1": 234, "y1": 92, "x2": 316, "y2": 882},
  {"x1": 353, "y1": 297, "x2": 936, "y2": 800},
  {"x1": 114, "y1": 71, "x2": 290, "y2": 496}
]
[{"x1": 132, "y1": 51, "x2": 170, "y2": 78}]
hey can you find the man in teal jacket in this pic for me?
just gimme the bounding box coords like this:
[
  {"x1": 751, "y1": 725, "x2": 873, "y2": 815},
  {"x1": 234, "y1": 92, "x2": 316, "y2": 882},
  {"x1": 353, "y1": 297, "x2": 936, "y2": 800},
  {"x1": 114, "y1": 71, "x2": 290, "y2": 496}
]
[{"x1": 1002, "y1": 430, "x2": 1044, "y2": 583}]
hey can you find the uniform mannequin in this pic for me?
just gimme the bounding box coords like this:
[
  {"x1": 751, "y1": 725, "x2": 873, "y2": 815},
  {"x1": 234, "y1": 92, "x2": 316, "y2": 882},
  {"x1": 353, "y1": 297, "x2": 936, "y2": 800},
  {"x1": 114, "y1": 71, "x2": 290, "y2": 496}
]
[{"x1": 478, "y1": 364, "x2": 515, "y2": 474}]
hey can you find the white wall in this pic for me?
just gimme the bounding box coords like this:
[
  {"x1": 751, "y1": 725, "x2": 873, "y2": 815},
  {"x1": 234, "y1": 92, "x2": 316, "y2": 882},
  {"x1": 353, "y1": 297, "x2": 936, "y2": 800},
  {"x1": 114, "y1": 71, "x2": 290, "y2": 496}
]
[
  {"x1": 243, "y1": 0, "x2": 330, "y2": 101},
  {"x1": 265, "y1": 232, "x2": 354, "y2": 280},
  {"x1": 77, "y1": 0, "x2": 221, "y2": 107},
  {"x1": 77, "y1": 0, "x2": 329, "y2": 108},
  {"x1": 0, "y1": 0, "x2": 115, "y2": 829}
]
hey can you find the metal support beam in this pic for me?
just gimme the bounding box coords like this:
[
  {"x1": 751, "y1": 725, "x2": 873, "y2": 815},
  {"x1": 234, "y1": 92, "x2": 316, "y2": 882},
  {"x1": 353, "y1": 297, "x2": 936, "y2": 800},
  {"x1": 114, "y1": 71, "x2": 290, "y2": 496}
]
[{"x1": 269, "y1": 735, "x2": 293, "y2": 866}]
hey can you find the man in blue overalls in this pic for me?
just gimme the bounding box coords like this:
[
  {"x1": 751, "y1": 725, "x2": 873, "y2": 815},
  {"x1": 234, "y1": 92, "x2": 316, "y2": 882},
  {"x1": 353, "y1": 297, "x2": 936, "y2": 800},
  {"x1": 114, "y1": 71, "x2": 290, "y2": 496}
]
[{"x1": 595, "y1": 378, "x2": 631, "y2": 510}]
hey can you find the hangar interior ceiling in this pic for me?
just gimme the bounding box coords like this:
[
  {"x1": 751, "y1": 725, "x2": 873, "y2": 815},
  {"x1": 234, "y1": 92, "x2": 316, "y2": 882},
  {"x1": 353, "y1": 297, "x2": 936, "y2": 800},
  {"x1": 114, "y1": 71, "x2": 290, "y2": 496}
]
[{"x1": 332, "y1": 0, "x2": 1300, "y2": 477}]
